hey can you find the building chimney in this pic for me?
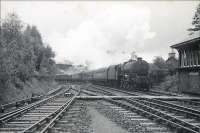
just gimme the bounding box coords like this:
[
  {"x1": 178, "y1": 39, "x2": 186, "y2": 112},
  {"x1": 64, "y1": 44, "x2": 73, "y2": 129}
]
[
  {"x1": 168, "y1": 49, "x2": 175, "y2": 58},
  {"x1": 137, "y1": 57, "x2": 142, "y2": 61}
]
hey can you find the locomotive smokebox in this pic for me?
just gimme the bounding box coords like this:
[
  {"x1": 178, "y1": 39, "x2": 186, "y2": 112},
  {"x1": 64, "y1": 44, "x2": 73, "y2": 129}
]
[{"x1": 123, "y1": 57, "x2": 149, "y2": 75}]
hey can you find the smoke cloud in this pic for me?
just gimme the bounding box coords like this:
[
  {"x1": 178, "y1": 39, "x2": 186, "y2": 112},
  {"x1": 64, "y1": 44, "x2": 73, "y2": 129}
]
[{"x1": 2, "y1": 1, "x2": 198, "y2": 69}]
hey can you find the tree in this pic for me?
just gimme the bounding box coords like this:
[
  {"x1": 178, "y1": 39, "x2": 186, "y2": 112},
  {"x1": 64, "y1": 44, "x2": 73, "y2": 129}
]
[
  {"x1": 38, "y1": 45, "x2": 55, "y2": 74},
  {"x1": 188, "y1": 3, "x2": 200, "y2": 34},
  {"x1": 153, "y1": 56, "x2": 167, "y2": 69},
  {"x1": 23, "y1": 25, "x2": 56, "y2": 73},
  {"x1": 0, "y1": 13, "x2": 56, "y2": 89},
  {"x1": 166, "y1": 57, "x2": 178, "y2": 75},
  {"x1": 0, "y1": 13, "x2": 24, "y2": 87},
  {"x1": 25, "y1": 26, "x2": 43, "y2": 71}
]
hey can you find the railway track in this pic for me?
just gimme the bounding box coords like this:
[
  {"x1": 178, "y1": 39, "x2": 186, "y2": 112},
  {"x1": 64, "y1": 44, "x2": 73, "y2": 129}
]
[
  {"x1": 0, "y1": 87, "x2": 80, "y2": 133},
  {"x1": 122, "y1": 98, "x2": 200, "y2": 133},
  {"x1": 0, "y1": 96, "x2": 42, "y2": 115},
  {"x1": 1, "y1": 83, "x2": 199, "y2": 133},
  {"x1": 0, "y1": 85, "x2": 67, "y2": 115},
  {"x1": 90, "y1": 84, "x2": 200, "y2": 112},
  {"x1": 81, "y1": 84, "x2": 200, "y2": 133},
  {"x1": 43, "y1": 100, "x2": 91, "y2": 133},
  {"x1": 162, "y1": 99, "x2": 200, "y2": 111},
  {"x1": 93, "y1": 84, "x2": 178, "y2": 96},
  {"x1": 77, "y1": 90, "x2": 174, "y2": 132},
  {"x1": 95, "y1": 100, "x2": 172, "y2": 133}
]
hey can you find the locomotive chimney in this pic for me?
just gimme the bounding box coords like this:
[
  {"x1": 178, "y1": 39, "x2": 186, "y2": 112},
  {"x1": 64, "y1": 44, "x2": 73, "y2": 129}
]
[{"x1": 131, "y1": 51, "x2": 137, "y2": 61}]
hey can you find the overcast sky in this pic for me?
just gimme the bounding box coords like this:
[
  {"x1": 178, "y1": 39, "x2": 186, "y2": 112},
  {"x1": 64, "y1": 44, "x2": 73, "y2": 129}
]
[{"x1": 2, "y1": 1, "x2": 199, "y2": 69}]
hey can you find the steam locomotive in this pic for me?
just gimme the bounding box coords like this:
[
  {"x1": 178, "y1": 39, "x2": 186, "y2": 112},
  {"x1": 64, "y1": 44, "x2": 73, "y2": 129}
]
[{"x1": 71, "y1": 57, "x2": 150, "y2": 91}]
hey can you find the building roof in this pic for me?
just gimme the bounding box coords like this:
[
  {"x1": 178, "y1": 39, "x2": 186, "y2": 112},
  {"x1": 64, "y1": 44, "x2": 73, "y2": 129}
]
[{"x1": 171, "y1": 31, "x2": 200, "y2": 49}]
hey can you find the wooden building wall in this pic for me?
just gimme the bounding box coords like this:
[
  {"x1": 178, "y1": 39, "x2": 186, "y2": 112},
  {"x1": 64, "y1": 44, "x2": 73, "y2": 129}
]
[
  {"x1": 179, "y1": 71, "x2": 200, "y2": 94},
  {"x1": 177, "y1": 43, "x2": 200, "y2": 94}
]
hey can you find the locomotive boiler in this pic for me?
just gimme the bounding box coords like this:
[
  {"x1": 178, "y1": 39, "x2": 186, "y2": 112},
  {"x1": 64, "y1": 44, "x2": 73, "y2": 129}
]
[{"x1": 120, "y1": 57, "x2": 149, "y2": 91}]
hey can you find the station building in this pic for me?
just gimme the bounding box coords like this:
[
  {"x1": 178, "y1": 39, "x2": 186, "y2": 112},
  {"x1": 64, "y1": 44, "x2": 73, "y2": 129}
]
[{"x1": 171, "y1": 32, "x2": 200, "y2": 94}]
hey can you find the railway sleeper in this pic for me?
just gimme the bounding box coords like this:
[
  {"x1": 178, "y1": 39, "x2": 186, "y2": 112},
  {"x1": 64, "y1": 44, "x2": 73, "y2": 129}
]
[
  {"x1": 15, "y1": 117, "x2": 41, "y2": 121},
  {"x1": 130, "y1": 118, "x2": 149, "y2": 121},
  {"x1": 55, "y1": 123, "x2": 76, "y2": 127},
  {"x1": 125, "y1": 99, "x2": 200, "y2": 131},
  {"x1": 138, "y1": 99, "x2": 200, "y2": 120},
  {"x1": 30, "y1": 109, "x2": 55, "y2": 113},
  {"x1": 64, "y1": 111, "x2": 81, "y2": 115},
  {"x1": 23, "y1": 114, "x2": 49, "y2": 117},
  {"x1": 61, "y1": 115, "x2": 80, "y2": 120},
  {"x1": 150, "y1": 99, "x2": 200, "y2": 115},
  {"x1": 25, "y1": 112, "x2": 51, "y2": 115},
  {"x1": 3, "y1": 123, "x2": 32, "y2": 128},
  {"x1": 146, "y1": 126, "x2": 169, "y2": 132},
  {"x1": 67, "y1": 108, "x2": 81, "y2": 112},
  {"x1": 61, "y1": 113, "x2": 79, "y2": 118},
  {"x1": 109, "y1": 99, "x2": 200, "y2": 133},
  {"x1": 108, "y1": 104, "x2": 171, "y2": 133},
  {"x1": 36, "y1": 106, "x2": 59, "y2": 109},
  {"x1": 7, "y1": 121, "x2": 35, "y2": 124},
  {"x1": 56, "y1": 120, "x2": 74, "y2": 124},
  {"x1": 0, "y1": 127, "x2": 24, "y2": 132},
  {"x1": 140, "y1": 122, "x2": 157, "y2": 126},
  {"x1": 45, "y1": 103, "x2": 65, "y2": 106},
  {"x1": 49, "y1": 127, "x2": 71, "y2": 133}
]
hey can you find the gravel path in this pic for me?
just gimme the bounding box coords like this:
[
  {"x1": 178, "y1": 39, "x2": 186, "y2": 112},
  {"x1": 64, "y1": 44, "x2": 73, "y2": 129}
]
[
  {"x1": 95, "y1": 101, "x2": 154, "y2": 133},
  {"x1": 88, "y1": 106, "x2": 129, "y2": 133}
]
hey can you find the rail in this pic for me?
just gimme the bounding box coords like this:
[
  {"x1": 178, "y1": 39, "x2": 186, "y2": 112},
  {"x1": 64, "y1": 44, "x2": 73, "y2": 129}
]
[
  {"x1": 0, "y1": 89, "x2": 68, "y2": 124},
  {"x1": 108, "y1": 98, "x2": 199, "y2": 133},
  {"x1": 94, "y1": 84, "x2": 180, "y2": 96},
  {"x1": 39, "y1": 93, "x2": 78, "y2": 133},
  {"x1": 0, "y1": 95, "x2": 42, "y2": 113},
  {"x1": 22, "y1": 90, "x2": 80, "y2": 133},
  {"x1": 85, "y1": 85, "x2": 200, "y2": 132},
  {"x1": 0, "y1": 85, "x2": 65, "y2": 113},
  {"x1": 123, "y1": 98, "x2": 200, "y2": 133},
  {"x1": 47, "y1": 85, "x2": 67, "y2": 96}
]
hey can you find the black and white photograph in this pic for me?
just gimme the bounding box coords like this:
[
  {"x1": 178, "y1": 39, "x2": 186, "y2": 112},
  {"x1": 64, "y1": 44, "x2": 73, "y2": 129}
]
[{"x1": 0, "y1": 0, "x2": 200, "y2": 132}]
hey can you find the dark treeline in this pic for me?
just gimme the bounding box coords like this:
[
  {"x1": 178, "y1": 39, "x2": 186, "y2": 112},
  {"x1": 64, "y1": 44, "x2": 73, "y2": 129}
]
[{"x1": 0, "y1": 13, "x2": 56, "y2": 89}]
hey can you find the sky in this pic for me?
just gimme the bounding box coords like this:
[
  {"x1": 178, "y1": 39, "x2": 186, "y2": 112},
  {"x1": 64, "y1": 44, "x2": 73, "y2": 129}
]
[{"x1": 1, "y1": 1, "x2": 199, "y2": 69}]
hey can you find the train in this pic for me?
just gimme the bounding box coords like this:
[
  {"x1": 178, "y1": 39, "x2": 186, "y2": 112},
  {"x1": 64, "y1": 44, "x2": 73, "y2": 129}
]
[{"x1": 70, "y1": 57, "x2": 150, "y2": 91}]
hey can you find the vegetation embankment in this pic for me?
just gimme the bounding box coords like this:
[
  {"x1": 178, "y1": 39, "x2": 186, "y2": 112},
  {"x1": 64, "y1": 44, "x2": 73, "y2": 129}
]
[
  {"x1": 0, "y1": 13, "x2": 57, "y2": 104},
  {"x1": 151, "y1": 74, "x2": 179, "y2": 93}
]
